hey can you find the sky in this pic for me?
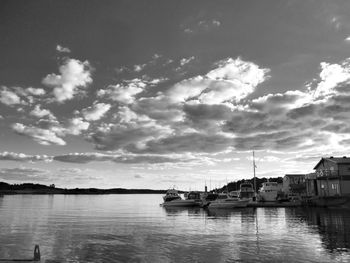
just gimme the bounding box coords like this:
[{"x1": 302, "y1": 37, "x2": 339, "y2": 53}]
[{"x1": 1, "y1": 0, "x2": 350, "y2": 190}]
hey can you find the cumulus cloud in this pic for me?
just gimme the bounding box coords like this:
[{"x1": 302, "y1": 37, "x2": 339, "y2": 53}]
[
  {"x1": 12, "y1": 123, "x2": 66, "y2": 146},
  {"x1": 25, "y1": 87, "x2": 46, "y2": 96},
  {"x1": 56, "y1": 44, "x2": 71, "y2": 53},
  {"x1": 313, "y1": 59, "x2": 350, "y2": 98},
  {"x1": 30, "y1": 105, "x2": 56, "y2": 119},
  {"x1": 97, "y1": 79, "x2": 145, "y2": 104},
  {"x1": 82, "y1": 102, "x2": 111, "y2": 121},
  {"x1": 0, "y1": 87, "x2": 24, "y2": 105},
  {"x1": 42, "y1": 58, "x2": 92, "y2": 102},
  {"x1": 65, "y1": 117, "x2": 90, "y2": 135}
]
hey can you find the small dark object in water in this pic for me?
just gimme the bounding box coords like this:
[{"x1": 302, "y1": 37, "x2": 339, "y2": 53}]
[{"x1": 33, "y1": 245, "x2": 40, "y2": 261}]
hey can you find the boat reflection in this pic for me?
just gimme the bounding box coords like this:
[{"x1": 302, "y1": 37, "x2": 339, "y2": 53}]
[{"x1": 162, "y1": 206, "x2": 201, "y2": 216}]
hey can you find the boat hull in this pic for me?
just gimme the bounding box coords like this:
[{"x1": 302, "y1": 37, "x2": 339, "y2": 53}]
[
  {"x1": 208, "y1": 199, "x2": 249, "y2": 209},
  {"x1": 162, "y1": 199, "x2": 199, "y2": 207}
]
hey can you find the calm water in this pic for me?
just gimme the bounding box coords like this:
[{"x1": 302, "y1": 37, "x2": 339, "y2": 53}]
[{"x1": 0, "y1": 195, "x2": 350, "y2": 263}]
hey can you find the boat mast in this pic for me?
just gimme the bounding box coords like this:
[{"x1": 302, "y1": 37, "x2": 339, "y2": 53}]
[{"x1": 253, "y1": 150, "x2": 257, "y2": 195}]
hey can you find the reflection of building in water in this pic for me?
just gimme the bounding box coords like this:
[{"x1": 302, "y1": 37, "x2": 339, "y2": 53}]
[{"x1": 302, "y1": 208, "x2": 350, "y2": 253}]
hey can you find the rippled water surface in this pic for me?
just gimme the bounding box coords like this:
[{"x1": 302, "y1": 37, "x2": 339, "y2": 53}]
[{"x1": 0, "y1": 194, "x2": 350, "y2": 262}]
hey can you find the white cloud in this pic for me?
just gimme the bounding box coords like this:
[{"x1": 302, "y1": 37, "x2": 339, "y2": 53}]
[
  {"x1": 180, "y1": 56, "x2": 195, "y2": 66},
  {"x1": 12, "y1": 123, "x2": 66, "y2": 146},
  {"x1": 42, "y1": 58, "x2": 92, "y2": 102},
  {"x1": 82, "y1": 103, "x2": 111, "y2": 121},
  {"x1": 30, "y1": 105, "x2": 56, "y2": 119},
  {"x1": 56, "y1": 45, "x2": 71, "y2": 53},
  {"x1": 0, "y1": 151, "x2": 52, "y2": 162},
  {"x1": 166, "y1": 57, "x2": 269, "y2": 104},
  {"x1": 65, "y1": 117, "x2": 90, "y2": 135},
  {"x1": 313, "y1": 60, "x2": 350, "y2": 98},
  {"x1": 0, "y1": 87, "x2": 24, "y2": 105},
  {"x1": 25, "y1": 87, "x2": 46, "y2": 96},
  {"x1": 97, "y1": 79, "x2": 145, "y2": 104},
  {"x1": 133, "y1": 64, "x2": 146, "y2": 72}
]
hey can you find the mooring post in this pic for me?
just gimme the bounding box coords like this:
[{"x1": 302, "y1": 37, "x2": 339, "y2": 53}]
[{"x1": 33, "y1": 245, "x2": 40, "y2": 261}]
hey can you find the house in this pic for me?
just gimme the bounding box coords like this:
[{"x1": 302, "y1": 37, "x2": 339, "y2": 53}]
[
  {"x1": 305, "y1": 173, "x2": 317, "y2": 196},
  {"x1": 313, "y1": 156, "x2": 350, "y2": 196},
  {"x1": 283, "y1": 174, "x2": 306, "y2": 196}
]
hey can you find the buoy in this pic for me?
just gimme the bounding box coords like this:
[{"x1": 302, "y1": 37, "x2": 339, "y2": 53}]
[{"x1": 33, "y1": 245, "x2": 40, "y2": 261}]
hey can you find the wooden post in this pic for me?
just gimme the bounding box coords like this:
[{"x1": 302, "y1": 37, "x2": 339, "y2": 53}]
[{"x1": 34, "y1": 245, "x2": 40, "y2": 261}]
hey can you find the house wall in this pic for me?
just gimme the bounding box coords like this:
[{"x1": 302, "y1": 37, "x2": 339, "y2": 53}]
[
  {"x1": 340, "y1": 179, "x2": 350, "y2": 195},
  {"x1": 317, "y1": 179, "x2": 340, "y2": 196},
  {"x1": 338, "y1": 164, "x2": 350, "y2": 177},
  {"x1": 306, "y1": 179, "x2": 317, "y2": 196},
  {"x1": 282, "y1": 177, "x2": 290, "y2": 193}
]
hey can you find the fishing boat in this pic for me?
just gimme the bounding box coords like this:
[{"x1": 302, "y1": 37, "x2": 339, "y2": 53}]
[
  {"x1": 208, "y1": 193, "x2": 249, "y2": 209},
  {"x1": 161, "y1": 189, "x2": 199, "y2": 207}
]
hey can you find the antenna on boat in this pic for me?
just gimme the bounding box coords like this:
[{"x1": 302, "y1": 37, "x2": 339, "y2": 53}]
[{"x1": 253, "y1": 150, "x2": 257, "y2": 195}]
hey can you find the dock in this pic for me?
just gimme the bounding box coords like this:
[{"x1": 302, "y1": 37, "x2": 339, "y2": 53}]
[{"x1": 247, "y1": 201, "x2": 302, "y2": 207}]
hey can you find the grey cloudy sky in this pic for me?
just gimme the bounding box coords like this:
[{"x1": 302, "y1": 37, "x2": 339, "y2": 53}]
[{"x1": 1, "y1": 0, "x2": 350, "y2": 189}]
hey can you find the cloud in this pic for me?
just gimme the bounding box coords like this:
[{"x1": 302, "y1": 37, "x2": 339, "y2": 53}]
[
  {"x1": 82, "y1": 102, "x2": 111, "y2": 121},
  {"x1": 12, "y1": 123, "x2": 66, "y2": 146},
  {"x1": 25, "y1": 87, "x2": 46, "y2": 96},
  {"x1": 56, "y1": 44, "x2": 71, "y2": 53},
  {"x1": 165, "y1": 57, "x2": 269, "y2": 104},
  {"x1": 180, "y1": 56, "x2": 195, "y2": 66},
  {"x1": 312, "y1": 59, "x2": 350, "y2": 98},
  {"x1": 0, "y1": 87, "x2": 25, "y2": 105},
  {"x1": 65, "y1": 117, "x2": 90, "y2": 135},
  {"x1": 53, "y1": 152, "x2": 193, "y2": 164},
  {"x1": 133, "y1": 64, "x2": 146, "y2": 72},
  {"x1": 183, "y1": 19, "x2": 221, "y2": 34},
  {"x1": 0, "y1": 152, "x2": 52, "y2": 162},
  {"x1": 97, "y1": 79, "x2": 145, "y2": 104},
  {"x1": 30, "y1": 104, "x2": 56, "y2": 119},
  {"x1": 42, "y1": 58, "x2": 92, "y2": 102},
  {"x1": 0, "y1": 167, "x2": 49, "y2": 181}
]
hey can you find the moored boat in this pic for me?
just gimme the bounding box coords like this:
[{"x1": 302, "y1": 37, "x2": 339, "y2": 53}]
[
  {"x1": 239, "y1": 181, "x2": 255, "y2": 201},
  {"x1": 208, "y1": 193, "x2": 249, "y2": 209},
  {"x1": 257, "y1": 181, "x2": 281, "y2": 202},
  {"x1": 162, "y1": 189, "x2": 199, "y2": 207}
]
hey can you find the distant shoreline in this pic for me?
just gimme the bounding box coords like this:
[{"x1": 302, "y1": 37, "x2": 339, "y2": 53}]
[{"x1": 0, "y1": 182, "x2": 171, "y2": 195}]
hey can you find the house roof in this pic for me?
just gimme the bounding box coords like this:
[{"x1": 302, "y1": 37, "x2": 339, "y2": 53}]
[
  {"x1": 313, "y1": 157, "x2": 350, "y2": 169},
  {"x1": 284, "y1": 174, "x2": 305, "y2": 178}
]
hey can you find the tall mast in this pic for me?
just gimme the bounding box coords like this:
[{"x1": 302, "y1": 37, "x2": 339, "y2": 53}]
[{"x1": 253, "y1": 150, "x2": 257, "y2": 194}]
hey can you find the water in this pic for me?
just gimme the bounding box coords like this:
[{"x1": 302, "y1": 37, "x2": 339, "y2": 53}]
[{"x1": 0, "y1": 195, "x2": 349, "y2": 263}]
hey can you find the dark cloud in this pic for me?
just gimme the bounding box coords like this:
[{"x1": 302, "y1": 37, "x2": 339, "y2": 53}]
[
  {"x1": 53, "y1": 153, "x2": 193, "y2": 164},
  {"x1": 127, "y1": 133, "x2": 233, "y2": 154}
]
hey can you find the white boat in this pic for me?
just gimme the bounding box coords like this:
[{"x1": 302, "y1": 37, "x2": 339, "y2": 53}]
[
  {"x1": 162, "y1": 189, "x2": 198, "y2": 207},
  {"x1": 239, "y1": 181, "x2": 255, "y2": 201},
  {"x1": 208, "y1": 193, "x2": 249, "y2": 209},
  {"x1": 258, "y1": 181, "x2": 281, "y2": 202}
]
